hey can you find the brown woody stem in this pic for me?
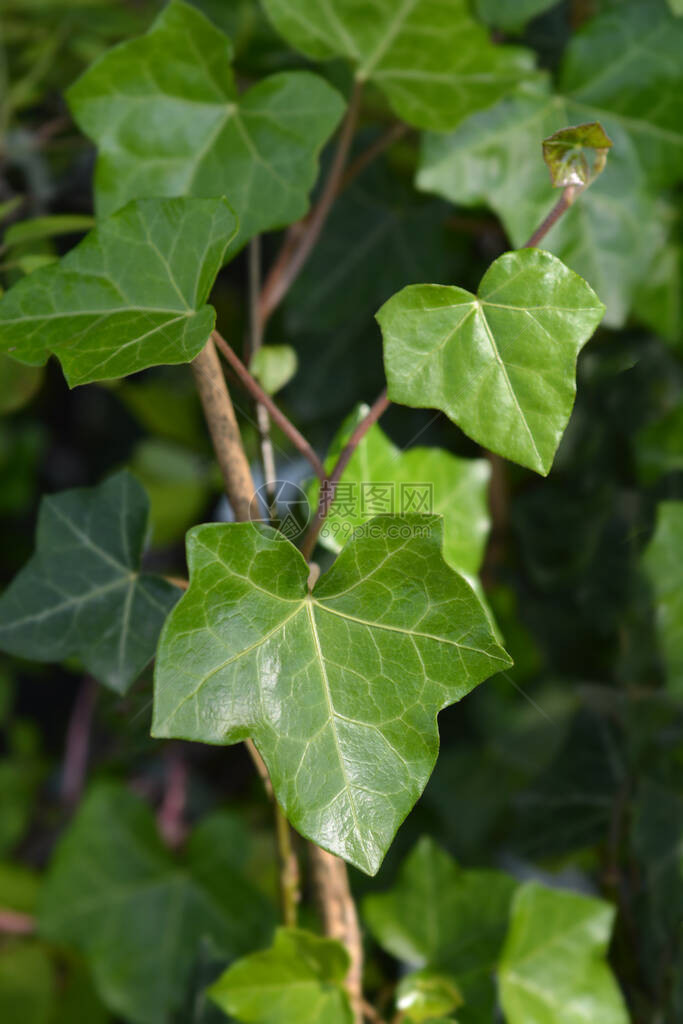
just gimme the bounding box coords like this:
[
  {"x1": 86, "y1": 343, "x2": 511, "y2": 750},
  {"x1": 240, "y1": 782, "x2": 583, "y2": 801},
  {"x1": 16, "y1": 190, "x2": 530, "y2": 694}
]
[{"x1": 310, "y1": 845, "x2": 364, "y2": 1023}]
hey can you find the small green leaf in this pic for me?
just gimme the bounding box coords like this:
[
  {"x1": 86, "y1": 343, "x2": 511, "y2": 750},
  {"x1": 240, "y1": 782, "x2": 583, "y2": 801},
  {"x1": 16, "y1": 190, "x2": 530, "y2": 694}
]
[
  {"x1": 0, "y1": 471, "x2": 180, "y2": 693},
  {"x1": 396, "y1": 969, "x2": 463, "y2": 1022},
  {"x1": 261, "y1": 0, "x2": 536, "y2": 131},
  {"x1": 2, "y1": 214, "x2": 95, "y2": 248},
  {"x1": 642, "y1": 501, "x2": 683, "y2": 694},
  {"x1": 67, "y1": 0, "x2": 345, "y2": 248},
  {"x1": 542, "y1": 122, "x2": 612, "y2": 188},
  {"x1": 209, "y1": 928, "x2": 353, "y2": 1024},
  {"x1": 499, "y1": 882, "x2": 629, "y2": 1024},
  {"x1": 39, "y1": 783, "x2": 275, "y2": 1024},
  {"x1": 377, "y1": 248, "x2": 605, "y2": 475},
  {"x1": 0, "y1": 197, "x2": 236, "y2": 386},
  {"x1": 250, "y1": 345, "x2": 298, "y2": 395},
  {"x1": 153, "y1": 518, "x2": 510, "y2": 874},
  {"x1": 308, "y1": 406, "x2": 490, "y2": 576},
  {"x1": 363, "y1": 838, "x2": 517, "y2": 1021}
]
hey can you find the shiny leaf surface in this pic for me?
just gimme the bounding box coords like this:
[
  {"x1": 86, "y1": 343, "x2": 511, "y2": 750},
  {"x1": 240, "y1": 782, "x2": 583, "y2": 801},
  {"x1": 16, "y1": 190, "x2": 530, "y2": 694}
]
[{"x1": 542, "y1": 121, "x2": 612, "y2": 188}]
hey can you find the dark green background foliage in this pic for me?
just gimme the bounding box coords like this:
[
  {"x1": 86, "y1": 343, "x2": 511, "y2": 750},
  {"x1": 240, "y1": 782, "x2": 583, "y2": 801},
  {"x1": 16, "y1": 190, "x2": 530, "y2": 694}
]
[{"x1": 0, "y1": 1, "x2": 681, "y2": 1022}]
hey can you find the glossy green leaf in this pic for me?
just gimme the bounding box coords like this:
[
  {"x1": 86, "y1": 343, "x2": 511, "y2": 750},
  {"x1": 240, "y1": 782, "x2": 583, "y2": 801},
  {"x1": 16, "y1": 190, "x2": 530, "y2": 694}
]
[
  {"x1": 2, "y1": 213, "x2": 94, "y2": 248},
  {"x1": 416, "y1": 83, "x2": 666, "y2": 327},
  {"x1": 363, "y1": 838, "x2": 517, "y2": 1021},
  {"x1": 67, "y1": 0, "x2": 345, "y2": 248},
  {"x1": 0, "y1": 351, "x2": 42, "y2": 413},
  {"x1": 250, "y1": 345, "x2": 298, "y2": 396},
  {"x1": 261, "y1": 0, "x2": 536, "y2": 131},
  {"x1": 542, "y1": 122, "x2": 612, "y2": 188},
  {"x1": 396, "y1": 969, "x2": 463, "y2": 1022},
  {"x1": 39, "y1": 782, "x2": 275, "y2": 1024},
  {"x1": 308, "y1": 406, "x2": 490, "y2": 577},
  {"x1": 377, "y1": 248, "x2": 605, "y2": 475},
  {"x1": 642, "y1": 501, "x2": 683, "y2": 694},
  {"x1": 0, "y1": 471, "x2": 180, "y2": 693},
  {"x1": 499, "y1": 882, "x2": 628, "y2": 1024},
  {"x1": 209, "y1": 928, "x2": 352, "y2": 1024},
  {"x1": 0, "y1": 197, "x2": 235, "y2": 386},
  {"x1": 153, "y1": 517, "x2": 510, "y2": 874}
]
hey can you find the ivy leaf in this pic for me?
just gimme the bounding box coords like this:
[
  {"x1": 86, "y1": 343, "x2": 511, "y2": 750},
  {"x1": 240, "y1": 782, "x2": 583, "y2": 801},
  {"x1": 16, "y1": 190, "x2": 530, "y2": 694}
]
[
  {"x1": 395, "y1": 969, "x2": 463, "y2": 1022},
  {"x1": 308, "y1": 406, "x2": 491, "y2": 577},
  {"x1": 498, "y1": 882, "x2": 629, "y2": 1024},
  {"x1": 250, "y1": 345, "x2": 298, "y2": 396},
  {"x1": 363, "y1": 838, "x2": 517, "y2": 1022},
  {"x1": 209, "y1": 928, "x2": 353, "y2": 1024},
  {"x1": 67, "y1": 0, "x2": 345, "y2": 249},
  {"x1": 0, "y1": 197, "x2": 236, "y2": 386},
  {"x1": 642, "y1": 501, "x2": 683, "y2": 694},
  {"x1": 39, "y1": 783, "x2": 275, "y2": 1024},
  {"x1": 542, "y1": 122, "x2": 612, "y2": 188},
  {"x1": 260, "y1": 0, "x2": 536, "y2": 132},
  {"x1": 0, "y1": 471, "x2": 180, "y2": 694},
  {"x1": 377, "y1": 248, "x2": 605, "y2": 476},
  {"x1": 152, "y1": 518, "x2": 510, "y2": 874}
]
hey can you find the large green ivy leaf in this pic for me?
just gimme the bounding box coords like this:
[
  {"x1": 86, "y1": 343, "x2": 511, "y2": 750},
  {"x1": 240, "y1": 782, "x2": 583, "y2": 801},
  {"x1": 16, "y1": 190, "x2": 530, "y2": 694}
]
[
  {"x1": 308, "y1": 406, "x2": 491, "y2": 577},
  {"x1": 152, "y1": 517, "x2": 510, "y2": 874},
  {"x1": 260, "y1": 0, "x2": 536, "y2": 132},
  {"x1": 209, "y1": 928, "x2": 352, "y2": 1024},
  {"x1": 377, "y1": 248, "x2": 605, "y2": 476},
  {"x1": 39, "y1": 782, "x2": 275, "y2": 1024},
  {"x1": 0, "y1": 197, "x2": 235, "y2": 386},
  {"x1": 67, "y1": 0, "x2": 345, "y2": 247},
  {"x1": 363, "y1": 838, "x2": 517, "y2": 1022},
  {"x1": 498, "y1": 882, "x2": 629, "y2": 1024},
  {"x1": 416, "y1": 83, "x2": 666, "y2": 327},
  {"x1": 0, "y1": 471, "x2": 180, "y2": 694},
  {"x1": 642, "y1": 501, "x2": 683, "y2": 694}
]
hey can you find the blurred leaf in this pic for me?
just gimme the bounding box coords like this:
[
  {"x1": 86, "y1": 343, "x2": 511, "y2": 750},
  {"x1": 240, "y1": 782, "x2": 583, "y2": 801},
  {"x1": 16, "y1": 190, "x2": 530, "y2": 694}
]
[
  {"x1": 642, "y1": 501, "x2": 683, "y2": 694},
  {"x1": 39, "y1": 783, "x2": 275, "y2": 1024},
  {"x1": 635, "y1": 405, "x2": 683, "y2": 484},
  {"x1": 377, "y1": 248, "x2": 604, "y2": 475},
  {"x1": 2, "y1": 214, "x2": 94, "y2": 249},
  {"x1": 209, "y1": 928, "x2": 353, "y2": 1023},
  {"x1": 499, "y1": 882, "x2": 629, "y2": 1024},
  {"x1": 0, "y1": 471, "x2": 181, "y2": 694},
  {"x1": 363, "y1": 838, "x2": 517, "y2": 1021},
  {"x1": 0, "y1": 942, "x2": 54, "y2": 1024},
  {"x1": 633, "y1": 236, "x2": 682, "y2": 347},
  {"x1": 128, "y1": 439, "x2": 217, "y2": 546},
  {"x1": 0, "y1": 197, "x2": 24, "y2": 222},
  {"x1": 67, "y1": 0, "x2": 345, "y2": 249},
  {"x1": 250, "y1": 345, "x2": 297, "y2": 396},
  {"x1": 396, "y1": 969, "x2": 463, "y2": 1022},
  {"x1": 475, "y1": 0, "x2": 560, "y2": 30},
  {"x1": 0, "y1": 197, "x2": 236, "y2": 386},
  {"x1": 542, "y1": 122, "x2": 612, "y2": 188},
  {"x1": 115, "y1": 370, "x2": 206, "y2": 450},
  {"x1": 0, "y1": 351, "x2": 42, "y2": 413}
]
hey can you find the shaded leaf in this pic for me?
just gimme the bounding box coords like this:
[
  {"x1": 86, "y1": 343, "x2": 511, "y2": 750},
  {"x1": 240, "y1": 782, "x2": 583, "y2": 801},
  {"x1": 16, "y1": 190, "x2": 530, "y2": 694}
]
[
  {"x1": 67, "y1": 0, "x2": 345, "y2": 248},
  {"x1": 642, "y1": 501, "x2": 683, "y2": 694},
  {"x1": 475, "y1": 0, "x2": 560, "y2": 31},
  {"x1": 0, "y1": 471, "x2": 180, "y2": 693},
  {"x1": 542, "y1": 121, "x2": 612, "y2": 188},
  {"x1": 499, "y1": 882, "x2": 629, "y2": 1024},
  {"x1": 377, "y1": 248, "x2": 605, "y2": 475},
  {"x1": 363, "y1": 838, "x2": 517, "y2": 1021},
  {"x1": 39, "y1": 783, "x2": 275, "y2": 1024},
  {"x1": 0, "y1": 351, "x2": 42, "y2": 413},
  {"x1": 209, "y1": 928, "x2": 352, "y2": 1024},
  {"x1": 0, "y1": 197, "x2": 236, "y2": 386},
  {"x1": 634, "y1": 404, "x2": 683, "y2": 484},
  {"x1": 153, "y1": 517, "x2": 510, "y2": 874},
  {"x1": 261, "y1": 0, "x2": 536, "y2": 131}
]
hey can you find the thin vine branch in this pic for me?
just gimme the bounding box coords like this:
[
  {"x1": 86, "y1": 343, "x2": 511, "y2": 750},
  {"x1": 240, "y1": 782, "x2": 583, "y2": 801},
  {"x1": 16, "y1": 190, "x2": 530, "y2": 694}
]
[
  {"x1": 524, "y1": 184, "x2": 579, "y2": 248},
  {"x1": 248, "y1": 237, "x2": 278, "y2": 511},
  {"x1": 60, "y1": 675, "x2": 97, "y2": 807}
]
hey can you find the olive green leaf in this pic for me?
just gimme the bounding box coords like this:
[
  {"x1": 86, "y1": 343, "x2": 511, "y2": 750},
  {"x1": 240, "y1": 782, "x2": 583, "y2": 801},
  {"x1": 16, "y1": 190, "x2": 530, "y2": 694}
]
[
  {"x1": 377, "y1": 248, "x2": 605, "y2": 476},
  {"x1": 308, "y1": 405, "x2": 491, "y2": 577},
  {"x1": 642, "y1": 501, "x2": 683, "y2": 694},
  {"x1": 0, "y1": 197, "x2": 236, "y2": 386},
  {"x1": 209, "y1": 928, "x2": 353, "y2": 1024},
  {"x1": 542, "y1": 122, "x2": 612, "y2": 188},
  {"x1": 395, "y1": 969, "x2": 463, "y2": 1022},
  {"x1": 499, "y1": 882, "x2": 629, "y2": 1024},
  {"x1": 260, "y1": 0, "x2": 536, "y2": 132},
  {"x1": 152, "y1": 518, "x2": 510, "y2": 874},
  {"x1": 363, "y1": 838, "x2": 517, "y2": 1022},
  {"x1": 39, "y1": 782, "x2": 275, "y2": 1024},
  {"x1": 67, "y1": 0, "x2": 345, "y2": 249},
  {"x1": 250, "y1": 345, "x2": 298, "y2": 396},
  {"x1": 0, "y1": 471, "x2": 180, "y2": 694}
]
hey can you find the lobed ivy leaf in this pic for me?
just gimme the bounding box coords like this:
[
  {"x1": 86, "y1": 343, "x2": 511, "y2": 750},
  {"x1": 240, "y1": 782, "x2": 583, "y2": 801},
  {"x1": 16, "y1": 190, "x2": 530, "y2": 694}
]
[
  {"x1": 498, "y1": 882, "x2": 629, "y2": 1024},
  {"x1": 40, "y1": 783, "x2": 275, "y2": 1024},
  {"x1": 642, "y1": 501, "x2": 683, "y2": 694},
  {"x1": 260, "y1": 0, "x2": 536, "y2": 132},
  {"x1": 377, "y1": 248, "x2": 605, "y2": 476},
  {"x1": 308, "y1": 405, "x2": 491, "y2": 577},
  {"x1": 152, "y1": 517, "x2": 510, "y2": 874},
  {"x1": 363, "y1": 837, "x2": 517, "y2": 1022},
  {"x1": 542, "y1": 121, "x2": 612, "y2": 188},
  {"x1": 0, "y1": 197, "x2": 236, "y2": 386},
  {"x1": 0, "y1": 471, "x2": 180, "y2": 694},
  {"x1": 67, "y1": 0, "x2": 345, "y2": 249},
  {"x1": 209, "y1": 928, "x2": 352, "y2": 1024}
]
